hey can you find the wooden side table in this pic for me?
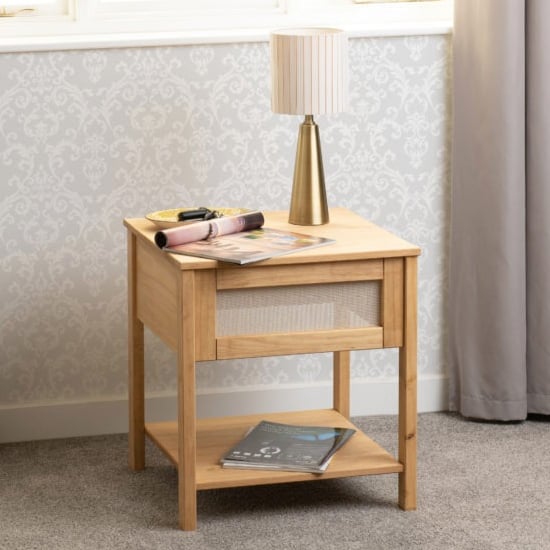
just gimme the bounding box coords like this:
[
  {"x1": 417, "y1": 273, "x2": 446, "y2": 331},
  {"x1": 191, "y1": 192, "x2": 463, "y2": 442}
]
[{"x1": 124, "y1": 208, "x2": 420, "y2": 530}]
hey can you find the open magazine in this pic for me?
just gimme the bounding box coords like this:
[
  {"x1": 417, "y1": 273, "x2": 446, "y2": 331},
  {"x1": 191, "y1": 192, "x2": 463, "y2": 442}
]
[
  {"x1": 220, "y1": 420, "x2": 356, "y2": 474},
  {"x1": 154, "y1": 211, "x2": 334, "y2": 265}
]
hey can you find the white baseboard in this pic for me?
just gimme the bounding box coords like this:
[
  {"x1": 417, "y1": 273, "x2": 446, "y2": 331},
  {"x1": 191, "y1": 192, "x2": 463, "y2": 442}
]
[{"x1": 0, "y1": 374, "x2": 448, "y2": 443}]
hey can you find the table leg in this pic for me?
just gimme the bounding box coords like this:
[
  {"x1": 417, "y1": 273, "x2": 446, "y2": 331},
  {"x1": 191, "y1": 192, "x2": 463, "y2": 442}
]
[
  {"x1": 177, "y1": 271, "x2": 197, "y2": 530},
  {"x1": 398, "y1": 256, "x2": 417, "y2": 510},
  {"x1": 128, "y1": 232, "x2": 145, "y2": 471},
  {"x1": 333, "y1": 351, "x2": 350, "y2": 418}
]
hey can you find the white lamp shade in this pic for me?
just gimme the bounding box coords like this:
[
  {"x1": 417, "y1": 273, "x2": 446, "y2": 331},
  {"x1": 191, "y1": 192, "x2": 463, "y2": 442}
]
[{"x1": 270, "y1": 28, "x2": 348, "y2": 116}]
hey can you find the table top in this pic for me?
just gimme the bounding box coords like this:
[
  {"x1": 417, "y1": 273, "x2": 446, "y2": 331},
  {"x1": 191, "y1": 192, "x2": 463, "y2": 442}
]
[{"x1": 124, "y1": 208, "x2": 420, "y2": 270}]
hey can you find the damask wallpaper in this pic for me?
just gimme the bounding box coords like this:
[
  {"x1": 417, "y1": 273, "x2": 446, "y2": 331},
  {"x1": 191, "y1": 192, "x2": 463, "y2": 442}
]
[{"x1": 0, "y1": 36, "x2": 450, "y2": 410}]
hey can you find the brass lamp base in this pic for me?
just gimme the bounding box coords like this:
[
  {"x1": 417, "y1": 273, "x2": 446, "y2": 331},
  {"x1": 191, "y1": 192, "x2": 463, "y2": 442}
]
[{"x1": 288, "y1": 115, "x2": 329, "y2": 226}]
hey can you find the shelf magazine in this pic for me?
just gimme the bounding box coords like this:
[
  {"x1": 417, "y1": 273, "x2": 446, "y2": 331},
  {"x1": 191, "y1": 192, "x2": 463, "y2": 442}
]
[
  {"x1": 221, "y1": 420, "x2": 356, "y2": 473},
  {"x1": 154, "y1": 211, "x2": 334, "y2": 265}
]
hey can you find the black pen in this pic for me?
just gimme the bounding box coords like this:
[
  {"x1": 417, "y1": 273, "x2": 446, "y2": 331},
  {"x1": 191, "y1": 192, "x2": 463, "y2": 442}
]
[{"x1": 177, "y1": 208, "x2": 209, "y2": 221}]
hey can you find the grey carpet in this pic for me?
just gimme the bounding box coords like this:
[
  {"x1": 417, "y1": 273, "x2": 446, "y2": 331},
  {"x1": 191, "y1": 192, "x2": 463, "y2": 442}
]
[{"x1": 1, "y1": 412, "x2": 549, "y2": 550}]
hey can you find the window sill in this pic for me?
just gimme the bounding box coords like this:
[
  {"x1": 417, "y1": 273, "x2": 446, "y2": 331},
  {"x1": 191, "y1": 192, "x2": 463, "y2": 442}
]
[{"x1": 0, "y1": 2, "x2": 453, "y2": 53}]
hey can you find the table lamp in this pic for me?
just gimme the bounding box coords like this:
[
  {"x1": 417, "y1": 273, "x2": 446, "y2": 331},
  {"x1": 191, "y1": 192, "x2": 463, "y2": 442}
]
[{"x1": 270, "y1": 28, "x2": 348, "y2": 225}]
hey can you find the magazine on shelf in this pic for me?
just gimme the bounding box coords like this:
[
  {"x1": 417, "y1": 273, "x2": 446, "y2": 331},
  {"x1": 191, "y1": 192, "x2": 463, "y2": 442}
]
[
  {"x1": 154, "y1": 211, "x2": 334, "y2": 265},
  {"x1": 220, "y1": 420, "x2": 356, "y2": 474}
]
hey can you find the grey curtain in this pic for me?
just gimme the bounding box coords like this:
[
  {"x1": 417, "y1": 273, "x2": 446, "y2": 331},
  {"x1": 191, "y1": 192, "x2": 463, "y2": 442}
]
[{"x1": 449, "y1": 0, "x2": 550, "y2": 420}]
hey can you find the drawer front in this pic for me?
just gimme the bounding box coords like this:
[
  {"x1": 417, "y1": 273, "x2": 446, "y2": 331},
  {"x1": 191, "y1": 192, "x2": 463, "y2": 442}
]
[{"x1": 212, "y1": 259, "x2": 402, "y2": 359}]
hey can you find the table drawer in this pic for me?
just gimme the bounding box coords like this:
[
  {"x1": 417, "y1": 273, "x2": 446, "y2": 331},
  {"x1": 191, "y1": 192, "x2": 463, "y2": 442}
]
[{"x1": 213, "y1": 258, "x2": 403, "y2": 359}]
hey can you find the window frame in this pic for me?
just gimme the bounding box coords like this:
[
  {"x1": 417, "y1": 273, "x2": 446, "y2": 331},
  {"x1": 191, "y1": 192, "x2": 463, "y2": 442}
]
[{"x1": 0, "y1": 0, "x2": 453, "y2": 52}]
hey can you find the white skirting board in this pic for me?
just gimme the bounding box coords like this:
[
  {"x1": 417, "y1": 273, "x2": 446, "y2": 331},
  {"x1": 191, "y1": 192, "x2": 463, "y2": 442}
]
[{"x1": 0, "y1": 375, "x2": 448, "y2": 443}]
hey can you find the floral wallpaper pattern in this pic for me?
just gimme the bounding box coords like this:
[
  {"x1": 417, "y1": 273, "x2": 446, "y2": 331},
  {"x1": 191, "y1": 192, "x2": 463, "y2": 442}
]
[{"x1": 0, "y1": 35, "x2": 451, "y2": 406}]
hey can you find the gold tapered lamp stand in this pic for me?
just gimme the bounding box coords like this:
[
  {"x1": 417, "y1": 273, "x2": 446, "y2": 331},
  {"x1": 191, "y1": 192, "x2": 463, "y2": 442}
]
[{"x1": 289, "y1": 115, "x2": 329, "y2": 226}]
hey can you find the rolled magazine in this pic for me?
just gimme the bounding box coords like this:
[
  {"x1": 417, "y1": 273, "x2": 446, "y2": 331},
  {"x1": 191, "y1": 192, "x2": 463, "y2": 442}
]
[{"x1": 154, "y1": 211, "x2": 265, "y2": 248}]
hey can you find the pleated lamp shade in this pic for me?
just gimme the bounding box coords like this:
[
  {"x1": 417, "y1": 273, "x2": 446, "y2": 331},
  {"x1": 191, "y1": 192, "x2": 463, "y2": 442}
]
[{"x1": 270, "y1": 28, "x2": 348, "y2": 116}]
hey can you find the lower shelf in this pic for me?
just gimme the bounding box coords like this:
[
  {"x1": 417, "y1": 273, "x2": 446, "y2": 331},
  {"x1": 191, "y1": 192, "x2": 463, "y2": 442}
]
[{"x1": 145, "y1": 409, "x2": 403, "y2": 490}]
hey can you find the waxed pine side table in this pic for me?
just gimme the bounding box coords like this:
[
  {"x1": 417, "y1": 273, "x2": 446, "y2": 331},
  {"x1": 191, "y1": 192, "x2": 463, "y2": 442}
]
[{"x1": 124, "y1": 208, "x2": 420, "y2": 530}]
